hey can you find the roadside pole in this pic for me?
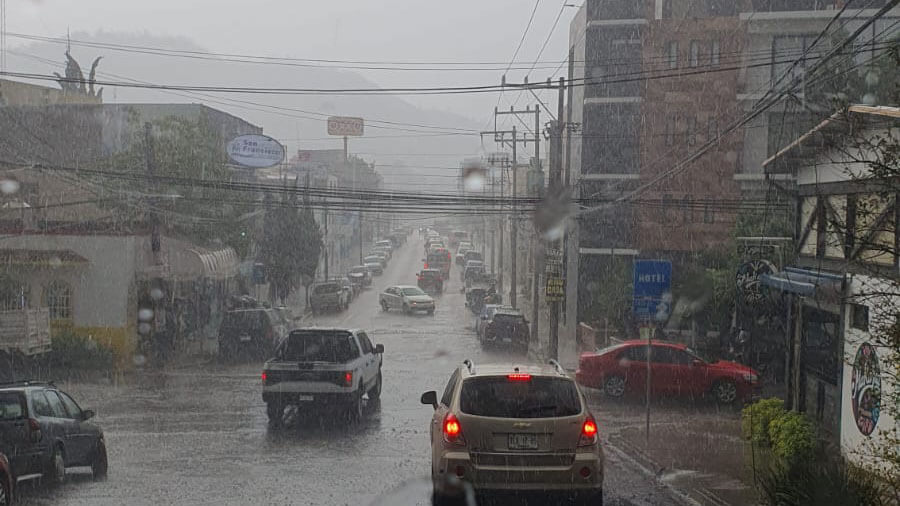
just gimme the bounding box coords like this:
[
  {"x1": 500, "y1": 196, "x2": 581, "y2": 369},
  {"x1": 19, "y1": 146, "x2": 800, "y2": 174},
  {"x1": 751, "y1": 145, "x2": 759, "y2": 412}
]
[
  {"x1": 510, "y1": 126, "x2": 517, "y2": 309},
  {"x1": 633, "y1": 260, "x2": 672, "y2": 449},
  {"x1": 548, "y1": 78, "x2": 566, "y2": 360}
]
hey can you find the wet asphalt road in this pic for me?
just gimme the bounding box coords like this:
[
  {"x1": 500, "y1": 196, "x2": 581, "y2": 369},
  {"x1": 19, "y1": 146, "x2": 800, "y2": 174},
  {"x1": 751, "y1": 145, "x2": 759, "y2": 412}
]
[{"x1": 17, "y1": 237, "x2": 682, "y2": 506}]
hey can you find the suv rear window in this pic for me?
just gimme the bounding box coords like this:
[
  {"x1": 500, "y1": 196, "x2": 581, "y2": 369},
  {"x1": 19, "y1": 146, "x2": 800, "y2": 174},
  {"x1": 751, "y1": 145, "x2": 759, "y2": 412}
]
[
  {"x1": 280, "y1": 331, "x2": 359, "y2": 363},
  {"x1": 459, "y1": 376, "x2": 582, "y2": 418},
  {"x1": 313, "y1": 283, "x2": 339, "y2": 294},
  {"x1": 0, "y1": 392, "x2": 24, "y2": 420}
]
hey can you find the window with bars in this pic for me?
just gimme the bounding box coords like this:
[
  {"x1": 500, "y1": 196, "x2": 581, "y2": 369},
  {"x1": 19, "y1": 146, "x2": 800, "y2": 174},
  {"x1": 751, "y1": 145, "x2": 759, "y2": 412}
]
[
  {"x1": 689, "y1": 41, "x2": 700, "y2": 67},
  {"x1": 711, "y1": 40, "x2": 720, "y2": 65},
  {"x1": 43, "y1": 280, "x2": 72, "y2": 320}
]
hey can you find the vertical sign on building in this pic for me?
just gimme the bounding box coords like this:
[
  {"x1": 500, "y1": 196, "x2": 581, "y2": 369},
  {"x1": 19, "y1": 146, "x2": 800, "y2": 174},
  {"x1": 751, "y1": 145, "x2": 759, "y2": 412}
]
[{"x1": 632, "y1": 260, "x2": 673, "y2": 323}]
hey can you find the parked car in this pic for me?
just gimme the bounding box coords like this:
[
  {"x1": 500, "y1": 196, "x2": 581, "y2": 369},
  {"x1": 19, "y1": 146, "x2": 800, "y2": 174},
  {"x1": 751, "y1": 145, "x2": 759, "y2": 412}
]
[
  {"x1": 482, "y1": 308, "x2": 529, "y2": 350},
  {"x1": 0, "y1": 452, "x2": 10, "y2": 506},
  {"x1": 379, "y1": 285, "x2": 435, "y2": 315},
  {"x1": 372, "y1": 246, "x2": 392, "y2": 261},
  {"x1": 462, "y1": 260, "x2": 485, "y2": 283},
  {"x1": 416, "y1": 269, "x2": 444, "y2": 294},
  {"x1": 575, "y1": 340, "x2": 759, "y2": 404},
  {"x1": 474, "y1": 304, "x2": 505, "y2": 340},
  {"x1": 455, "y1": 242, "x2": 473, "y2": 266},
  {"x1": 0, "y1": 381, "x2": 108, "y2": 488},
  {"x1": 331, "y1": 277, "x2": 358, "y2": 301},
  {"x1": 348, "y1": 266, "x2": 372, "y2": 288},
  {"x1": 262, "y1": 328, "x2": 384, "y2": 424},
  {"x1": 421, "y1": 360, "x2": 603, "y2": 505},
  {"x1": 364, "y1": 260, "x2": 384, "y2": 276},
  {"x1": 218, "y1": 307, "x2": 291, "y2": 359},
  {"x1": 366, "y1": 252, "x2": 389, "y2": 268},
  {"x1": 309, "y1": 281, "x2": 351, "y2": 314},
  {"x1": 463, "y1": 250, "x2": 484, "y2": 266},
  {"x1": 375, "y1": 240, "x2": 394, "y2": 253}
]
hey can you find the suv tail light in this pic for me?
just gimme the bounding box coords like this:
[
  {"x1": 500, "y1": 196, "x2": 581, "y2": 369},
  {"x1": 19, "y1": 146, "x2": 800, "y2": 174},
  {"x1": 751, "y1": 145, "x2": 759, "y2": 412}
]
[
  {"x1": 343, "y1": 371, "x2": 353, "y2": 387},
  {"x1": 579, "y1": 416, "x2": 599, "y2": 447},
  {"x1": 507, "y1": 373, "x2": 532, "y2": 381},
  {"x1": 442, "y1": 413, "x2": 466, "y2": 446}
]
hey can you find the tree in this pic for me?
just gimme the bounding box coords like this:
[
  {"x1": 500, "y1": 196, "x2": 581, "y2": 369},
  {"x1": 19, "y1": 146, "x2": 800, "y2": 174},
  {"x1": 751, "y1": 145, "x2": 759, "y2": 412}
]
[
  {"x1": 258, "y1": 182, "x2": 322, "y2": 304},
  {"x1": 92, "y1": 113, "x2": 252, "y2": 257}
]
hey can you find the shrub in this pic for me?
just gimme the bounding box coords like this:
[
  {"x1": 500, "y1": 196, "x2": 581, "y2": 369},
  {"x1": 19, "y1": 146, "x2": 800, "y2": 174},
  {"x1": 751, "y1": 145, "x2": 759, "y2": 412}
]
[
  {"x1": 50, "y1": 330, "x2": 115, "y2": 372},
  {"x1": 759, "y1": 456, "x2": 887, "y2": 506},
  {"x1": 742, "y1": 398, "x2": 787, "y2": 445},
  {"x1": 768, "y1": 411, "x2": 816, "y2": 464}
]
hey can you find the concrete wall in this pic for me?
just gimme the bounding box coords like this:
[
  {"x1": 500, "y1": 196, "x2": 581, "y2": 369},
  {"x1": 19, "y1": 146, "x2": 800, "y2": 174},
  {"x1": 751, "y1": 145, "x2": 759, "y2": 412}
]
[
  {"x1": 11, "y1": 235, "x2": 136, "y2": 328},
  {"x1": 842, "y1": 274, "x2": 899, "y2": 469}
]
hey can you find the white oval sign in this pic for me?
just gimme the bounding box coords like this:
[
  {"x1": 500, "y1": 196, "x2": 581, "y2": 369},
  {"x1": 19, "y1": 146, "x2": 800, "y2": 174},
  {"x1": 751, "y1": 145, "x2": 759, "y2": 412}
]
[{"x1": 227, "y1": 134, "x2": 285, "y2": 168}]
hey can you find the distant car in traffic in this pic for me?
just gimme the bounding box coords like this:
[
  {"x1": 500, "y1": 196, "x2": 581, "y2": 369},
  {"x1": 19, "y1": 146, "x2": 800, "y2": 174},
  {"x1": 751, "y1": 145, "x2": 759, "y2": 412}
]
[
  {"x1": 0, "y1": 451, "x2": 10, "y2": 506},
  {"x1": 372, "y1": 245, "x2": 392, "y2": 261},
  {"x1": 366, "y1": 252, "x2": 389, "y2": 268},
  {"x1": 375, "y1": 240, "x2": 394, "y2": 253},
  {"x1": 417, "y1": 269, "x2": 444, "y2": 294},
  {"x1": 364, "y1": 260, "x2": 384, "y2": 276},
  {"x1": 474, "y1": 303, "x2": 504, "y2": 339},
  {"x1": 575, "y1": 340, "x2": 759, "y2": 404},
  {"x1": 463, "y1": 250, "x2": 483, "y2": 266},
  {"x1": 462, "y1": 260, "x2": 485, "y2": 283},
  {"x1": 218, "y1": 307, "x2": 291, "y2": 359},
  {"x1": 456, "y1": 242, "x2": 474, "y2": 266},
  {"x1": 309, "y1": 281, "x2": 351, "y2": 314},
  {"x1": 379, "y1": 285, "x2": 435, "y2": 315},
  {"x1": 262, "y1": 328, "x2": 384, "y2": 425},
  {"x1": 482, "y1": 308, "x2": 529, "y2": 350},
  {"x1": 0, "y1": 382, "x2": 108, "y2": 488},
  {"x1": 348, "y1": 266, "x2": 372, "y2": 288},
  {"x1": 421, "y1": 360, "x2": 604, "y2": 505}
]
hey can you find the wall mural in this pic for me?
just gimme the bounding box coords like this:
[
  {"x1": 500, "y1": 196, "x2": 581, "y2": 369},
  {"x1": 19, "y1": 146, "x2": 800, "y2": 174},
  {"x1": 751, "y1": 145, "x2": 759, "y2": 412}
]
[{"x1": 851, "y1": 342, "x2": 882, "y2": 437}]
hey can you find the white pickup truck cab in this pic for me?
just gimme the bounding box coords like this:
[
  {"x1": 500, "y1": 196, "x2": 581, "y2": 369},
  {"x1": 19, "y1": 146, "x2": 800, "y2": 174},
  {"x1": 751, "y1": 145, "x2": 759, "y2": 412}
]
[{"x1": 262, "y1": 328, "x2": 384, "y2": 424}]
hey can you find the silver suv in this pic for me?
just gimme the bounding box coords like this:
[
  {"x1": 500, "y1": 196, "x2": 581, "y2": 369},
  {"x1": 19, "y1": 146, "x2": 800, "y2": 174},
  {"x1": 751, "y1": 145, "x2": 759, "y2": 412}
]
[{"x1": 421, "y1": 360, "x2": 604, "y2": 504}]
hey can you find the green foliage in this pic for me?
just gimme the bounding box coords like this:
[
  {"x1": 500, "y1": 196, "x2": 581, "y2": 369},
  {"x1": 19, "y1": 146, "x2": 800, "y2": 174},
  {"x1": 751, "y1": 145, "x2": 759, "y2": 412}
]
[
  {"x1": 49, "y1": 330, "x2": 114, "y2": 372},
  {"x1": 742, "y1": 398, "x2": 787, "y2": 445},
  {"x1": 768, "y1": 411, "x2": 816, "y2": 464},
  {"x1": 759, "y1": 456, "x2": 887, "y2": 506},
  {"x1": 94, "y1": 114, "x2": 251, "y2": 257},
  {"x1": 258, "y1": 186, "x2": 323, "y2": 303}
]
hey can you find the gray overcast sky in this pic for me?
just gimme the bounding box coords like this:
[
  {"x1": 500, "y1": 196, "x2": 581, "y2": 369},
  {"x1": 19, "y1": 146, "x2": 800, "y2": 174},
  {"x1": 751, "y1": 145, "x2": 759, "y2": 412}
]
[{"x1": 7, "y1": 0, "x2": 579, "y2": 123}]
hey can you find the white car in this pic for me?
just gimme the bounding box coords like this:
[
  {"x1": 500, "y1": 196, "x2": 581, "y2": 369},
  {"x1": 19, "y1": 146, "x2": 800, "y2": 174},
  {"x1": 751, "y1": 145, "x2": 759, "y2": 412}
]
[
  {"x1": 379, "y1": 285, "x2": 435, "y2": 315},
  {"x1": 262, "y1": 328, "x2": 384, "y2": 425}
]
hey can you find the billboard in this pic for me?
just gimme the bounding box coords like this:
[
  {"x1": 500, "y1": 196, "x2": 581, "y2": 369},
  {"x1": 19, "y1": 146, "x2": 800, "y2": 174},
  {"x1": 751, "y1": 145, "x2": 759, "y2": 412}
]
[
  {"x1": 327, "y1": 116, "x2": 365, "y2": 136},
  {"x1": 226, "y1": 134, "x2": 284, "y2": 168},
  {"x1": 632, "y1": 260, "x2": 672, "y2": 322}
]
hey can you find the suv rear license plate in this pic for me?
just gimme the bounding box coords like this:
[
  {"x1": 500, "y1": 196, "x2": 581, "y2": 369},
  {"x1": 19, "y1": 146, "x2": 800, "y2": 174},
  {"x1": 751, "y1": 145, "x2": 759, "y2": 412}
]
[
  {"x1": 508, "y1": 433, "x2": 538, "y2": 450},
  {"x1": 297, "y1": 395, "x2": 314, "y2": 402}
]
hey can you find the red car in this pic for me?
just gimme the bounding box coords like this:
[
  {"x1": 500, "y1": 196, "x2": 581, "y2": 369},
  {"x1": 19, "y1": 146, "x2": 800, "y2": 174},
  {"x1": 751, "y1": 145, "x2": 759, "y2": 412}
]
[
  {"x1": 0, "y1": 452, "x2": 11, "y2": 505},
  {"x1": 575, "y1": 340, "x2": 758, "y2": 404}
]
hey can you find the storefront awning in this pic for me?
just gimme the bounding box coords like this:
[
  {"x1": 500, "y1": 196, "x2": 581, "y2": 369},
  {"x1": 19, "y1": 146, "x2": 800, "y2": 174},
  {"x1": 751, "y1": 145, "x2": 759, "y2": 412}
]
[
  {"x1": 0, "y1": 249, "x2": 88, "y2": 267},
  {"x1": 760, "y1": 267, "x2": 843, "y2": 298},
  {"x1": 140, "y1": 238, "x2": 239, "y2": 281}
]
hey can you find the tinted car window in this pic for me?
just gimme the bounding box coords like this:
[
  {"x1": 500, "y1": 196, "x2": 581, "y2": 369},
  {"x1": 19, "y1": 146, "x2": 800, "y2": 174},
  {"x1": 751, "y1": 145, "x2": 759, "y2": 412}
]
[
  {"x1": 0, "y1": 393, "x2": 24, "y2": 420},
  {"x1": 58, "y1": 392, "x2": 83, "y2": 419},
  {"x1": 653, "y1": 346, "x2": 691, "y2": 364},
  {"x1": 460, "y1": 377, "x2": 582, "y2": 418},
  {"x1": 31, "y1": 391, "x2": 53, "y2": 417},
  {"x1": 281, "y1": 331, "x2": 360, "y2": 362},
  {"x1": 440, "y1": 369, "x2": 460, "y2": 406},
  {"x1": 45, "y1": 391, "x2": 69, "y2": 418},
  {"x1": 621, "y1": 345, "x2": 648, "y2": 362},
  {"x1": 358, "y1": 333, "x2": 373, "y2": 354},
  {"x1": 313, "y1": 283, "x2": 340, "y2": 294}
]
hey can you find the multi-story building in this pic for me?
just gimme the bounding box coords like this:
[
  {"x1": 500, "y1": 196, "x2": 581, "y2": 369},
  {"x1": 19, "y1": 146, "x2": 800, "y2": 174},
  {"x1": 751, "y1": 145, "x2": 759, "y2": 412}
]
[{"x1": 564, "y1": 0, "x2": 899, "y2": 341}]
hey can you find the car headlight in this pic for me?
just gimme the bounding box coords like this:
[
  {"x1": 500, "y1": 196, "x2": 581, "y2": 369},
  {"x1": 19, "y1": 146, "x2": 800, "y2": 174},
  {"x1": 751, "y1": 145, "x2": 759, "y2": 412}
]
[{"x1": 743, "y1": 373, "x2": 758, "y2": 383}]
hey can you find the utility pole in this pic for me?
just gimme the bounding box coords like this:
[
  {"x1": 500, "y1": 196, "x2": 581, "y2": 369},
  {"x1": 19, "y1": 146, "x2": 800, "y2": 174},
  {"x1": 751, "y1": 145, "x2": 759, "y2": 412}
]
[
  {"x1": 531, "y1": 102, "x2": 542, "y2": 349},
  {"x1": 548, "y1": 77, "x2": 566, "y2": 360},
  {"x1": 482, "y1": 107, "x2": 540, "y2": 310},
  {"x1": 510, "y1": 126, "x2": 517, "y2": 309}
]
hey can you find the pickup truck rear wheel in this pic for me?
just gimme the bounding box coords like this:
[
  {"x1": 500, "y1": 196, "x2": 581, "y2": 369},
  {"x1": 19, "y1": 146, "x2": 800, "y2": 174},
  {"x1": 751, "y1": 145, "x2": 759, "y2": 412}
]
[
  {"x1": 368, "y1": 370, "x2": 382, "y2": 400},
  {"x1": 346, "y1": 388, "x2": 364, "y2": 423},
  {"x1": 266, "y1": 401, "x2": 284, "y2": 426}
]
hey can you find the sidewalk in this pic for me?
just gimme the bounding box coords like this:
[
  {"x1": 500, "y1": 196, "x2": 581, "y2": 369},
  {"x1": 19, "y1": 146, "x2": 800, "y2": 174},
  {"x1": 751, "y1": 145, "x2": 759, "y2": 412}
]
[{"x1": 605, "y1": 405, "x2": 758, "y2": 506}]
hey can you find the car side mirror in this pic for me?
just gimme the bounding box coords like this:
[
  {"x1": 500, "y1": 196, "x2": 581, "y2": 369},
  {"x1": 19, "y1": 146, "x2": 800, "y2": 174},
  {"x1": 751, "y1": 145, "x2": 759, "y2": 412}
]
[
  {"x1": 375, "y1": 344, "x2": 385, "y2": 354},
  {"x1": 420, "y1": 390, "x2": 438, "y2": 409},
  {"x1": 82, "y1": 409, "x2": 95, "y2": 421}
]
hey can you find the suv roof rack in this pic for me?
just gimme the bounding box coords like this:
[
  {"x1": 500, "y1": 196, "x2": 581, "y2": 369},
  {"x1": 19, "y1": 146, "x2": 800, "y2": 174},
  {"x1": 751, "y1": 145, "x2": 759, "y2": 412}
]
[
  {"x1": 547, "y1": 359, "x2": 566, "y2": 376},
  {"x1": 462, "y1": 359, "x2": 475, "y2": 375},
  {"x1": 0, "y1": 379, "x2": 54, "y2": 388}
]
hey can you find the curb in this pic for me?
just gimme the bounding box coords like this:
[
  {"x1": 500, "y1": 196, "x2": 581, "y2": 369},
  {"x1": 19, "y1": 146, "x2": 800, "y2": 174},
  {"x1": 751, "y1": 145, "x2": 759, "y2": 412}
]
[{"x1": 603, "y1": 438, "x2": 702, "y2": 506}]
